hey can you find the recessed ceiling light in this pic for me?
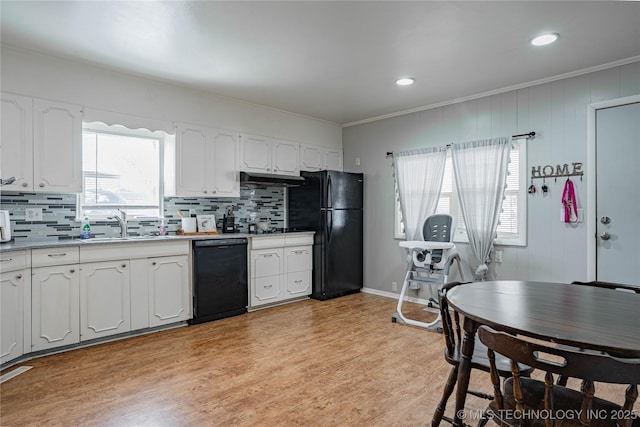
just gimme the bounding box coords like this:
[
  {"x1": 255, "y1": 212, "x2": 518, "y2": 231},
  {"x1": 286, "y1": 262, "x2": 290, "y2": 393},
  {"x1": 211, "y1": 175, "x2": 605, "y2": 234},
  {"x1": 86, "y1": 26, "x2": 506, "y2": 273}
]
[
  {"x1": 531, "y1": 33, "x2": 559, "y2": 46},
  {"x1": 396, "y1": 77, "x2": 415, "y2": 86}
]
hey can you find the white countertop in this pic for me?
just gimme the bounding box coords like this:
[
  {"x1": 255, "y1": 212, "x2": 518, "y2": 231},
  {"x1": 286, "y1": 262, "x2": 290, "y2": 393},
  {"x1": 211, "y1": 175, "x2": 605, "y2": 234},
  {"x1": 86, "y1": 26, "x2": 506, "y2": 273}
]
[{"x1": 0, "y1": 231, "x2": 315, "y2": 252}]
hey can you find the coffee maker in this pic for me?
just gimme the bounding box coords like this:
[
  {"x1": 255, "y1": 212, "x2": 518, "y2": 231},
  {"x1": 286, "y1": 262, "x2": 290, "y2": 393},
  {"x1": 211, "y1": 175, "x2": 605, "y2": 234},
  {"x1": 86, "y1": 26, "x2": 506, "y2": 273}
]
[
  {"x1": 222, "y1": 205, "x2": 236, "y2": 233},
  {"x1": 0, "y1": 210, "x2": 12, "y2": 242}
]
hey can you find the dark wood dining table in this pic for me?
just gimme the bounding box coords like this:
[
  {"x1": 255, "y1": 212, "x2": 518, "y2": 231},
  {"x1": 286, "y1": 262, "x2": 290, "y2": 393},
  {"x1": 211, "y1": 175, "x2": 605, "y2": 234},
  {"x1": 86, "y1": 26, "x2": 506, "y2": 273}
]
[{"x1": 443, "y1": 280, "x2": 640, "y2": 427}]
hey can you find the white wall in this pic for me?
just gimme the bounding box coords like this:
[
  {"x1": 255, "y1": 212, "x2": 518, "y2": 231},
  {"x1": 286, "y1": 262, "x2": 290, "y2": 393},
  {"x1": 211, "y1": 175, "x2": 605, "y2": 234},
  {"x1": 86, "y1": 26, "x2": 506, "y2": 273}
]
[
  {"x1": 0, "y1": 46, "x2": 342, "y2": 148},
  {"x1": 342, "y1": 61, "x2": 640, "y2": 295}
]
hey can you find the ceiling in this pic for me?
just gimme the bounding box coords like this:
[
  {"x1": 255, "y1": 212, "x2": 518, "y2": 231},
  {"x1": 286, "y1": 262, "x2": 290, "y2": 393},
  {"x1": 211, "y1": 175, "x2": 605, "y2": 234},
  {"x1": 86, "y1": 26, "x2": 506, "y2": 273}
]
[{"x1": 1, "y1": 1, "x2": 639, "y2": 125}]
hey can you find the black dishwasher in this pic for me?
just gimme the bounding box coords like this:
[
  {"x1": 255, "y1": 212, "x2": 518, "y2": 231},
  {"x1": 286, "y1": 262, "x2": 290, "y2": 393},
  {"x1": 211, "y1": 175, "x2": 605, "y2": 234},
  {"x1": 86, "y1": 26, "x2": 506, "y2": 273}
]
[{"x1": 190, "y1": 238, "x2": 248, "y2": 324}]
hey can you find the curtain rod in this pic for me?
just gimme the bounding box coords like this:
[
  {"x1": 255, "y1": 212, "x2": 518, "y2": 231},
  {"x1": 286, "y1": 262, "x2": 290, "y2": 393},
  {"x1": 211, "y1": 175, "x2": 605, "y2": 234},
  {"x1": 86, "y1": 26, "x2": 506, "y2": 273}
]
[{"x1": 385, "y1": 131, "x2": 535, "y2": 157}]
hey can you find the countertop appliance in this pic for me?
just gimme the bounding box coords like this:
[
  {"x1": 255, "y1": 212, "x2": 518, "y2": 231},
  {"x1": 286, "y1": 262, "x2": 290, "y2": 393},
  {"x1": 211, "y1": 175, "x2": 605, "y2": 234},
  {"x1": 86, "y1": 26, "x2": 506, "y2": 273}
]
[
  {"x1": 190, "y1": 238, "x2": 248, "y2": 324},
  {"x1": 0, "y1": 210, "x2": 12, "y2": 243},
  {"x1": 288, "y1": 170, "x2": 363, "y2": 300}
]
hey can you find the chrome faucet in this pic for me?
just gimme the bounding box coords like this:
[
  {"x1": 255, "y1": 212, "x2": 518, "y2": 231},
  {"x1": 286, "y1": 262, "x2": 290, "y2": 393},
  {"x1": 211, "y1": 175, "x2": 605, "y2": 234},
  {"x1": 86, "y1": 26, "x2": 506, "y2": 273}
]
[{"x1": 108, "y1": 209, "x2": 128, "y2": 237}]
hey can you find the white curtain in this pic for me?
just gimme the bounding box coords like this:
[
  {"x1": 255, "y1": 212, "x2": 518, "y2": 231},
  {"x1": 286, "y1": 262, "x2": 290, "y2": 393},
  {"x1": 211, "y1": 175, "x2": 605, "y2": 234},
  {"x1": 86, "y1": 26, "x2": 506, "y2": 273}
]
[
  {"x1": 393, "y1": 147, "x2": 447, "y2": 241},
  {"x1": 451, "y1": 137, "x2": 511, "y2": 279}
]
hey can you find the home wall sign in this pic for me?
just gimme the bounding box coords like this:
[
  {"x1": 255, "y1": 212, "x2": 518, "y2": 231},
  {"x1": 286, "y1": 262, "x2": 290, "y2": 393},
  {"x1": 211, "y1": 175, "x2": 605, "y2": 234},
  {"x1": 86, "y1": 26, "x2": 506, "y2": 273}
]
[{"x1": 531, "y1": 162, "x2": 584, "y2": 181}]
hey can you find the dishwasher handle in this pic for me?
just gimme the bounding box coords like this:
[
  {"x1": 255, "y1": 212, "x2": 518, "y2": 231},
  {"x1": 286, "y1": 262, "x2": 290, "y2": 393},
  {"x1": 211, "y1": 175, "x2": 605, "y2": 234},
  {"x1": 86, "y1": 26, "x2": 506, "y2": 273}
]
[{"x1": 194, "y1": 238, "x2": 248, "y2": 247}]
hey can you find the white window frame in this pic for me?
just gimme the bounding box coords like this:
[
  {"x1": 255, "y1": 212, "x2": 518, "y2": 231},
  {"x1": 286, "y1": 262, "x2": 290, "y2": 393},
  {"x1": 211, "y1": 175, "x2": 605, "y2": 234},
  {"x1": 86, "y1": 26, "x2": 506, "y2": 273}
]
[
  {"x1": 394, "y1": 141, "x2": 527, "y2": 246},
  {"x1": 77, "y1": 122, "x2": 166, "y2": 220}
]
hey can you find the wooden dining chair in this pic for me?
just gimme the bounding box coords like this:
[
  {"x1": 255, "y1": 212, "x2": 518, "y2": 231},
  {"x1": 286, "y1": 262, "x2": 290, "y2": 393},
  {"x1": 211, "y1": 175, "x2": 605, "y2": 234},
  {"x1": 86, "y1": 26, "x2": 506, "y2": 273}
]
[
  {"x1": 571, "y1": 280, "x2": 640, "y2": 293},
  {"x1": 554, "y1": 280, "x2": 640, "y2": 387},
  {"x1": 478, "y1": 325, "x2": 640, "y2": 427},
  {"x1": 432, "y1": 282, "x2": 534, "y2": 427}
]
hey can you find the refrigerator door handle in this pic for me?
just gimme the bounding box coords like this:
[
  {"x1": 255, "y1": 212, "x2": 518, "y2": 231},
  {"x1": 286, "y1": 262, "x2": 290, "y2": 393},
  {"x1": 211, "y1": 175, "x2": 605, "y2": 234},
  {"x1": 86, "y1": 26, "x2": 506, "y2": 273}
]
[
  {"x1": 327, "y1": 210, "x2": 332, "y2": 243},
  {"x1": 327, "y1": 174, "x2": 333, "y2": 209}
]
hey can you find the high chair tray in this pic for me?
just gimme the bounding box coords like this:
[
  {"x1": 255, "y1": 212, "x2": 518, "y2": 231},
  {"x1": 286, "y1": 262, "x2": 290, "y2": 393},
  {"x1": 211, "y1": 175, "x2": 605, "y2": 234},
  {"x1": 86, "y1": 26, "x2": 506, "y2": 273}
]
[{"x1": 399, "y1": 241, "x2": 454, "y2": 250}]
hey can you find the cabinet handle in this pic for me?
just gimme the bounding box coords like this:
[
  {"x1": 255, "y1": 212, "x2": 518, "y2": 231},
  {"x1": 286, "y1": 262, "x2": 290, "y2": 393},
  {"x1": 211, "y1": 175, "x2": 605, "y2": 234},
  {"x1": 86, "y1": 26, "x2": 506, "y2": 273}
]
[
  {"x1": 22, "y1": 182, "x2": 28, "y2": 187},
  {"x1": 263, "y1": 254, "x2": 273, "y2": 258},
  {"x1": 16, "y1": 274, "x2": 22, "y2": 279},
  {"x1": 212, "y1": 190, "x2": 217, "y2": 194},
  {"x1": 294, "y1": 250, "x2": 305, "y2": 254},
  {"x1": 0, "y1": 258, "x2": 12, "y2": 263},
  {"x1": 39, "y1": 183, "x2": 45, "y2": 188},
  {"x1": 48, "y1": 253, "x2": 67, "y2": 257},
  {"x1": 266, "y1": 168, "x2": 270, "y2": 171},
  {"x1": 264, "y1": 284, "x2": 273, "y2": 288},
  {"x1": 69, "y1": 269, "x2": 75, "y2": 273},
  {"x1": 122, "y1": 264, "x2": 127, "y2": 268},
  {"x1": 152, "y1": 262, "x2": 157, "y2": 265},
  {"x1": 204, "y1": 190, "x2": 208, "y2": 194},
  {"x1": 294, "y1": 280, "x2": 302, "y2": 284}
]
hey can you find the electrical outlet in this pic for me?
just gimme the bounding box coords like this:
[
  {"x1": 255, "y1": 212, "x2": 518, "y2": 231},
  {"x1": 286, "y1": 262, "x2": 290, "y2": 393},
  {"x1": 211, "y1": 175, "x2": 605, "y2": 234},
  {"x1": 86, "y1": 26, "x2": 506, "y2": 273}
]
[
  {"x1": 25, "y1": 207, "x2": 43, "y2": 221},
  {"x1": 355, "y1": 157, "x2": 361, "y2": 166},
  {"x1": 391, "y1": 281, "x2": 398, "y2": 292},
  {"x1": 494, "y1": 250, "x2": 503, "y2": 263}
]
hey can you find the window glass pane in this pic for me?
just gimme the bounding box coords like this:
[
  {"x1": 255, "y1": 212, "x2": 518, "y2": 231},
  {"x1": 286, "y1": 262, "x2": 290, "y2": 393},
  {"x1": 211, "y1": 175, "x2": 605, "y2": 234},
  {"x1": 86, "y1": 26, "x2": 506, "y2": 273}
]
[{"x1": 81, "y1": 130, "x2": 161, "y2": 217}]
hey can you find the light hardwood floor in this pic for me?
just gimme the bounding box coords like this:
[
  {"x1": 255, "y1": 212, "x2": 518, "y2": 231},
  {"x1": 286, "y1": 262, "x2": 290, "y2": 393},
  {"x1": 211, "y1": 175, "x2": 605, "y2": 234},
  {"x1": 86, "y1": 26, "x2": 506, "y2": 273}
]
[{"x1": 0, "y1": 293, "x2": 634, "y2": 426}]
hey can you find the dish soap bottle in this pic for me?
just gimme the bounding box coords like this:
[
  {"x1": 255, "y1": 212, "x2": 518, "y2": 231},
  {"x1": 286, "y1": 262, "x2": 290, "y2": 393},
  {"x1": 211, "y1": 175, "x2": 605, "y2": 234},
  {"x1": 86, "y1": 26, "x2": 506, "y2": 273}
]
[
  {"x1": 159, "y1": 219, "x2": 166, "y2": 236},
  {"x1": 80, "y1": 216, "x2": 91, "y2": 239}
]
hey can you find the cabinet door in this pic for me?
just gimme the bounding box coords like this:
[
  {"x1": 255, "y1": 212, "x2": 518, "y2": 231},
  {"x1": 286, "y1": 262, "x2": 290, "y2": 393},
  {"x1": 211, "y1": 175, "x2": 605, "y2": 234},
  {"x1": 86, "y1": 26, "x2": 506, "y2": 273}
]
[
  {"x1": 251, "y1": 275, "x2": 282, "y2": 306},
  {"x1": 251, "y1": 249, "x2": 283, "y2": 278},
  {"x1": 272, "y1": 139, "x2": 300, "y2": 175},
  {"x1": 211, "y1": 128, "x2": 240, "y2": 197},
  {"x1": 299, "y1": 144, "x2": 324, "y2": 172},
  {"x1": 175, "y1": 123, "x2": 209, "y2": 197},
  {"x1": 324, "y1": 149, "x2": 343, "y2": 171},
  {"x1": 32, "y1": 264, "x2": 80, "y2": 351},
  {"x1": 147, "y1": 255, "x2": 189, "y2": 327},
  {"x1": 1, "y1": 270, "x2": 25, "y2": 364},
  {"x1": 1, "y1": 93, "x2": 33, "y2": 191},
  {"x1": 80, "y1": 260, "x2": 131, "y2": 341},
  {"x1": 33, "y1": 99, "x2": 83, "y2": 193},
  {"x1": 240, "y1": 133, "x2": 272, "y2": 173}
]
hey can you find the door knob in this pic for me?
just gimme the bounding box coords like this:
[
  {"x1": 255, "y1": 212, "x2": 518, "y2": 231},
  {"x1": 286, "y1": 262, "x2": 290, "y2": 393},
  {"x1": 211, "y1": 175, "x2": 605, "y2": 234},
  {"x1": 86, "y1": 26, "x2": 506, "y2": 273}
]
[
  {"x1": 600, "y1": 232, "x2": 611, "y2": 241},
  {"x1": 600, "y1": 216, "x2": 611, "y2": 225}
]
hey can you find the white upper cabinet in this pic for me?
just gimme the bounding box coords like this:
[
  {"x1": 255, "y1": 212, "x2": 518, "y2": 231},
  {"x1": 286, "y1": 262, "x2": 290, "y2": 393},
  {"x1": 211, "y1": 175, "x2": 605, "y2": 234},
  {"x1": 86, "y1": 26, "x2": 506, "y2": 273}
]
[
  {"x1": 240, "y1": 133, "x2": 300, "y2": 176},
  {"x1": 271, "y1": 139, "x2": 300, "y2": 175},
  {"x1": 33, "y1": 99, "x2": 83, "y2": 193},
  {"x1": 174, "y1": 123, "x2": 240, "y2": 198},
  {"x1": 1, "y1": 93, "x2": 33, "y2": 191},
  {"x1": 0, "y1": 93, "x2": 82, "y2": 193},
  {"x1": 325, "y1": 149, "x2": 343, "y2": 171},
  {"x1": 299, "y1": 143, "x2": 343, "y2": 172}
]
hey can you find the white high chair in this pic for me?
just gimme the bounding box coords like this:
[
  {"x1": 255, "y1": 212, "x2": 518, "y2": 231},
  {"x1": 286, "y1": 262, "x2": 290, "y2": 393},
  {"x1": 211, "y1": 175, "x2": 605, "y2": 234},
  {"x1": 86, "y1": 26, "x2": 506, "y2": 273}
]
[{"x1": 392, "y1": 214, "x2": 465, "y2": 330}]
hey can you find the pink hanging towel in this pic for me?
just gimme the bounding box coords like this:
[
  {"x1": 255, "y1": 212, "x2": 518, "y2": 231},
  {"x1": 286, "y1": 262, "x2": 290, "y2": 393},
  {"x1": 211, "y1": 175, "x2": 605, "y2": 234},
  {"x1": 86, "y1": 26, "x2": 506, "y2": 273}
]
[{"x1": 562, "y1": 178, "x2": 578, "y2": 223}]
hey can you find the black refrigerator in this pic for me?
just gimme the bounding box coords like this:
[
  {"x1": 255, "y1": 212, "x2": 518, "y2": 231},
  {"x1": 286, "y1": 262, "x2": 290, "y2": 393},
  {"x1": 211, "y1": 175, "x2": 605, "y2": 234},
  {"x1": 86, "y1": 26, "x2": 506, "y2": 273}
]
[{"x1": 288, "y1": 170, "x2": 363, "y2": 300}]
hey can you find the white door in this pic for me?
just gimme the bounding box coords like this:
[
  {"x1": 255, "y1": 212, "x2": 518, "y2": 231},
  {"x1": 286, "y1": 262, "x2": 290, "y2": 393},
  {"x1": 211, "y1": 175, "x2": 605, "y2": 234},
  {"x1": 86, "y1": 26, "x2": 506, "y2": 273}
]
[
  {"x1": 0, "y1": 93, "x2": 33, "y2": 191},
  {"x1": 1, "y1": 270, "x2": 24, "y2": 364},
  {"x1": 271, "y1": 139, "x2": 300, "y2": 175},
  {"x1": 147, "y1": 255, "x2": 189, "y2": 327},
  {"x1": 239, "y1": 133, "x2": 271, "y2": 172},
  {"x1": 596, "y1": 101, "x2": 640, "y2": 286},
  {"x1": 211, "y1": 128, "x2": 240, "y2": 197}
]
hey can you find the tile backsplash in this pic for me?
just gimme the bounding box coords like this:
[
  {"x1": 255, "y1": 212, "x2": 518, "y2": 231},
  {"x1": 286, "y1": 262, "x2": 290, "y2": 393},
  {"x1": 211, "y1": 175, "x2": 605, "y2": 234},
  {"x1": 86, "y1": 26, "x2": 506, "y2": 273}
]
[{"x1": 0, "y1": 184, "x2": 285, "y2": 242}]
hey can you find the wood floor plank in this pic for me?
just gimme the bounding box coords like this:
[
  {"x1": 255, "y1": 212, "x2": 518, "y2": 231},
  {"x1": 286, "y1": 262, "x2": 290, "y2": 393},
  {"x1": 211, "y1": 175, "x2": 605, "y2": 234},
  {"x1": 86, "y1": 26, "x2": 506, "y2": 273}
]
[{"x1": 1, "y1": 293, "x2": 634, "y2": 426}]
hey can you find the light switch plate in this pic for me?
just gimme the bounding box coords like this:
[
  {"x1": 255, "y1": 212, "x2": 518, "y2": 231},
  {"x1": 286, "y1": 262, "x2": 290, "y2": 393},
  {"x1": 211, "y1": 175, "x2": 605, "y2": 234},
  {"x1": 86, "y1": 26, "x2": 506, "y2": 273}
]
[{"x1": 25, "y1": 207, "x2": 43, "y2": 221}]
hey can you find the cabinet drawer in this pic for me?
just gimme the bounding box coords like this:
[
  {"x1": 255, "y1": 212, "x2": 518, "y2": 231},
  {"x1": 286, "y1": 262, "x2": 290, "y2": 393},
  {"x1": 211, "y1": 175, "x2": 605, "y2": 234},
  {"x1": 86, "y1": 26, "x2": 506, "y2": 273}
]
[
  {"x1": 250, "y1": 248, "x2": 283, "y2": 278},
  {"x1": 250, "y1": 236, "x2": 286, "y2": 250},
  {"x1": 284, "y1": 270, "x2": 311, "y2": 298},
  {"x1": 0, "y1": 250, "x2": 29, "y2": 272},
  {"x1": 284, "y1": 234, "x2": 314, "y2": 246},
  {"x1": 251, "y1": 275, "x2": 282, "y2": 306},
  {"x1": 284, "y1": 246, "x2": 312, "y2": 273},
  {"x1": 32, "y1": 247, "x2": 79, "y2": 267}
]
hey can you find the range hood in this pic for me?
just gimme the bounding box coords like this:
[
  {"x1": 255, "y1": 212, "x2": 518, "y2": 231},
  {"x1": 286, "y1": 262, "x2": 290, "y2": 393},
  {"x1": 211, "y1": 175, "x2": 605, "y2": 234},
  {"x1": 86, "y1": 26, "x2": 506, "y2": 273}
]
[{"x1": 240, "y1": 171, "x2": 306, "y2": 186}]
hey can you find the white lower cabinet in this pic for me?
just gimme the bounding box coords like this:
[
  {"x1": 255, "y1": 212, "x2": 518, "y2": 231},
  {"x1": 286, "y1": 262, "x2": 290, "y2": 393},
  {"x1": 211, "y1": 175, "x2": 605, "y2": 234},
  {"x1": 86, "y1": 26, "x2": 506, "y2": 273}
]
[
  {"x1": 147, "y1": 255, "x2": 190, "y2": 327},
  {"x1": 1, "y1": 250, "x2": 30, "y2": 365},
  {"x1": 249, "y1": 234, "x2": 313, "y2": 309},
  {"x1": 32, "y1": 263, "x2": 80, "y2": 352},
  {"x1": 80, "y1": 260, "x2": 131, "y2": 341}
]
